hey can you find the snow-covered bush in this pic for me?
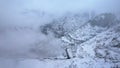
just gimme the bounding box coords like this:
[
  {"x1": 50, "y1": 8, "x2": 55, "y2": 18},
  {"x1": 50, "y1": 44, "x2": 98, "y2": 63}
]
[{"x1": 40, "y1": 21, "x2": 66, "y2": 38}]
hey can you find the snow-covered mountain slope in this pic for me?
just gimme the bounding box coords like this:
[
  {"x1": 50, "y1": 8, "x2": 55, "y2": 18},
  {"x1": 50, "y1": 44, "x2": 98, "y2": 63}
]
[
  {"x1": 61, "y1": 23, "x2": 120, "y2": 68},
  {"x1": 40, "y1": 12, "x2": 90, "y2": 38},
  {"x1": 0, "y1": 13, "x2": 120, "y2": 68}
]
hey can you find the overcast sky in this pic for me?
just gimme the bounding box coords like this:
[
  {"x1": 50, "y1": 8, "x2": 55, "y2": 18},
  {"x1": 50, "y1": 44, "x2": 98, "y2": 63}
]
[
  {"x1": 0, "y1": 0, "x2": 120, "y2": 26},
  {"x1": 0, "y1": 0, "x2": 120, "y2": 13}
]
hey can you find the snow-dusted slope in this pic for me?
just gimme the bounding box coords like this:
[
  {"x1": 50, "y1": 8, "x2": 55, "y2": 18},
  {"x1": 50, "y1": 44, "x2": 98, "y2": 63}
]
[
  {"x1": 0, "y1": 13, "x2": 120, "y2": 68},
  {"x1": 1, "y1": 24, "x2": 120, "y2": 68}
]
